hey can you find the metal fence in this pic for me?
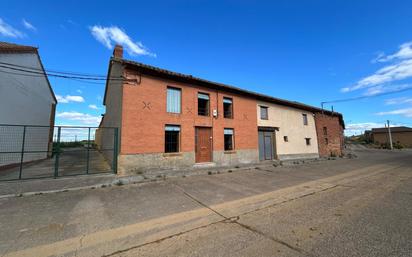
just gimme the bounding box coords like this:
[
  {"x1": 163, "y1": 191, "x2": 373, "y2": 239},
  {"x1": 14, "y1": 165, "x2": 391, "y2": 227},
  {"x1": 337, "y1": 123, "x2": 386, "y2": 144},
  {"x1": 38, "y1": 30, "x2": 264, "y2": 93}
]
[{"x1": 0, "y1": 125, "x2": 118, "y2": 181}]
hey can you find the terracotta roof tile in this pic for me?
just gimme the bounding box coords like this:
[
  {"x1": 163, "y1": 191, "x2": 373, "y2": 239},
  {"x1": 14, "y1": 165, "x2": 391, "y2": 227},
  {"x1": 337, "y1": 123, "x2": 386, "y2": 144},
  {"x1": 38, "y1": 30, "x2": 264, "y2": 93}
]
[{"x1": 0, "y1": 41, "x2": 37, "y2": 53}]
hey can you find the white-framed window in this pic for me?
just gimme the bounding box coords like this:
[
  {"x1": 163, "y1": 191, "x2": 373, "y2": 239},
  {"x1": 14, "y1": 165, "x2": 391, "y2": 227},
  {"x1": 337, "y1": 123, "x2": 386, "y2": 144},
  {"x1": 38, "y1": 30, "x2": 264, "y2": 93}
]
[
  {"x1": 165, "y1": 125, "x2": 180, "y2": 152},
  {"x1": 224, "y1": 128, "x2": 234, "y2": 151},
  {"x1": 198, "y1": 92, "x2": 210, "y2": 116},
  {"x1": 167, "y1": 87, "x2": 181, "y2": 113}
]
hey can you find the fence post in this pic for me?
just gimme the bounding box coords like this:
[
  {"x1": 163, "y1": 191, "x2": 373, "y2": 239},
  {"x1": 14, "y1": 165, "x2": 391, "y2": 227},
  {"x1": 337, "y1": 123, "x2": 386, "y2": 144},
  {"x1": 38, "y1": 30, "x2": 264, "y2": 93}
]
[
  {"x1": 54, "y1": 127, "x2": 61, "y2": 178},
  {"x1": 86, "y1": 127, "x2": 91, "y2": 174},
  {"x1": 18, "y1": 126, "x2": 26, "y2": 180},
  {"x1": 113, "y1": 128, "x2": 119, "y2": 174}
]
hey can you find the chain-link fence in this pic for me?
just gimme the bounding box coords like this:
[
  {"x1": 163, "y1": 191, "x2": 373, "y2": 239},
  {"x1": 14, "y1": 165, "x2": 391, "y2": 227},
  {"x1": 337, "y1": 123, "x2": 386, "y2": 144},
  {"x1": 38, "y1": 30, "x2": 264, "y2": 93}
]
[{"x1": 0, "y1": 125, "x2": 118, "y2": 181}]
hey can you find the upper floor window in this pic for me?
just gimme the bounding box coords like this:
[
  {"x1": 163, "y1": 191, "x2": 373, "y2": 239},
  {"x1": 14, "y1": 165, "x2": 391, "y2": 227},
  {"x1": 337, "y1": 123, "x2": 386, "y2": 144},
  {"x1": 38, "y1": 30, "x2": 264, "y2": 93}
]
[
  {"x1": 260, "y1": 106, "x2": 268, "y2": 120},
  {"x1": 167, "y1": 87, "x2": 181, "y2": 113},
  {"x1": 302, "y1": 114, "x2": 308, "y2": 125},
  {"x1": 165, "y1": 125, "x2": 180, "y2": 153},
  {"x1": 305, "y1": 138, "x2": 311, "y2": 146},
  {"x1": 197, "y1": 93, "x2": 210, "y2": 116},
  {"x1": 224, "y1": 128, "x2": 234, "y2": 151},
  {"x1": 223, "y1": 97, "x2": 233, "y2": 118},
  {"x1": 323, "y1": 126, "x2": 328, "y2": 135}
]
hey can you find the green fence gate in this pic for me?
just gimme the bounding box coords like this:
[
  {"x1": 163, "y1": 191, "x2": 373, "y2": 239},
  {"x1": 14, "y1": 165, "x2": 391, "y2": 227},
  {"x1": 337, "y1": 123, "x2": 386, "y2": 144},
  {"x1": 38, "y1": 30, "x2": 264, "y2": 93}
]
[{"x1": 0, "y1": 125, "x2": 118, "y2": 181}]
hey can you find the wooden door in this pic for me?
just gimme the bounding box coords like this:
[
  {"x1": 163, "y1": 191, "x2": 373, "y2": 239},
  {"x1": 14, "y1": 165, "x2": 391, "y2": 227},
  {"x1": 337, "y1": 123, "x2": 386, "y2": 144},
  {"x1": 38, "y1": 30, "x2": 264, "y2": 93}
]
[{"x1": 195, "y1": 127, "x2": 212, "y2": 163}]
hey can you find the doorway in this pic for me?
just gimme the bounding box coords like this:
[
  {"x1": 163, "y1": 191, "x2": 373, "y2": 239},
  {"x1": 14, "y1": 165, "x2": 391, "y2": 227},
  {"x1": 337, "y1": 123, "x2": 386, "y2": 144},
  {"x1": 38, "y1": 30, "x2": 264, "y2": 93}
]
[
  {"x1": 195, "y1": 127, "x2": 212, "y2": 163},
  {"x1": 258, "y1": 128, "x2": 276, "y2": 161}
]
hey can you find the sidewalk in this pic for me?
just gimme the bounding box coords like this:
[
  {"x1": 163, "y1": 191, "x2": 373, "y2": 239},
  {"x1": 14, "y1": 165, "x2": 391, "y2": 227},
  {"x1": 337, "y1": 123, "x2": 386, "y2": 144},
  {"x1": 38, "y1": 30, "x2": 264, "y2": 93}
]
[{"x1": 0, "y1": 158, "x2": 332, "y2": 198}]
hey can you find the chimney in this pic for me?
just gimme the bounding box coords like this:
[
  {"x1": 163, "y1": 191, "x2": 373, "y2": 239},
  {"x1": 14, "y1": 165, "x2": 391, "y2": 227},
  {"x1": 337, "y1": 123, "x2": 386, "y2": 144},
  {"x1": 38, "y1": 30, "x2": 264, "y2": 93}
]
[{"x1": 113, "y1": 45, "x2": 123, "y2": 59}]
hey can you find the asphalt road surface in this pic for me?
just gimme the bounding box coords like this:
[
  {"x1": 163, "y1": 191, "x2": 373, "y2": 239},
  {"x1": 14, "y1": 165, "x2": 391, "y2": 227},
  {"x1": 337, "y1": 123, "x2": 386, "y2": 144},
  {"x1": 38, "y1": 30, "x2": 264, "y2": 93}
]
[{"x1": 0, "y1": 148, "x2": 411, "y2": 257}]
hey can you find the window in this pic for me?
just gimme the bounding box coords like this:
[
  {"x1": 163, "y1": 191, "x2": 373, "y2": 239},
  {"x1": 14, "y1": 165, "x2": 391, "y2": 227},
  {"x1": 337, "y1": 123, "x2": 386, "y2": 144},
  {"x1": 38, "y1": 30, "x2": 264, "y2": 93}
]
[
  {"x1": 167, "y1": 87, "x2": 181, "y2": 113},
  {"x1": 224, "y1": 128, "x2": 234, "y2": 151},
  {"x1": 302, "y1": 114, "x2": 308, "y2": 125},
  {"x1": 223, "y1": 97, "x2": 233, "y2": 118},
  {"x1": 198, "y1": 93, "x2": 210, "y2": 116},
  {"x1": 165, "y1": 125, "x2": 180, "y2": 153},
  {"x1": 284, "y1": 136, "x2": 288, "y2": 142},
  {"x1": 260, "y1": 106, "x2": 268, "y2": 120},
  {"x1": 305, "y1": 138, "x2": 311, "y2": 146},
  {"x1": 323, "y1": 126, "x2": 328, "y2": 135},
  {"x1": 325, "y1": 138, "x2": 329, "y2": 145}
]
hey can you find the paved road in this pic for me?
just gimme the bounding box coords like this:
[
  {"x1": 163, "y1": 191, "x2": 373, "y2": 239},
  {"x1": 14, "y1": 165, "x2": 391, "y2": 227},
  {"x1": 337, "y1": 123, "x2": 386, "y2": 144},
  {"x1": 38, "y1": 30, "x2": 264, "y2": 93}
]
[{"x1": 0, "y1": 148, "x2": 411, "y2": 257}]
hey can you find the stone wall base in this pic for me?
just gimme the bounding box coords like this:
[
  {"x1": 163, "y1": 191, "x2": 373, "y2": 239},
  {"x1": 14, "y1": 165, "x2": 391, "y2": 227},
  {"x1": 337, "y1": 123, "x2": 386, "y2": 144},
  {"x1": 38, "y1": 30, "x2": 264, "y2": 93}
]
[
  {"x1": 277, "y1": 153, "x2": 320, "y2": 161},
  {"x1": 117, "y1": 149, "x2": 259, "y2": 175}
]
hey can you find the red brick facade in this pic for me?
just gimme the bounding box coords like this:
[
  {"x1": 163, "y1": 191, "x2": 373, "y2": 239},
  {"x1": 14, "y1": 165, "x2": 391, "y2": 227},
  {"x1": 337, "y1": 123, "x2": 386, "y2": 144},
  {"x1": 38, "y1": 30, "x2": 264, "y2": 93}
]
[
  {"x1": 120, "y1": 70, "x2": 258, "y2": 155},
  {"x1": 314, "y1": 113, "x2": 344, "y2": 157}
]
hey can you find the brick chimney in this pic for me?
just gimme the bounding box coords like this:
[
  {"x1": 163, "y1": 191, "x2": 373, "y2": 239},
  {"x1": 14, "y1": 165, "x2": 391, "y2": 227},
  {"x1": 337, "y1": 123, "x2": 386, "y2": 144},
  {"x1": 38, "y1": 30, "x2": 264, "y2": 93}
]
[{"x1": 113, "y1": 45, "x2": 123, "y2": 59}]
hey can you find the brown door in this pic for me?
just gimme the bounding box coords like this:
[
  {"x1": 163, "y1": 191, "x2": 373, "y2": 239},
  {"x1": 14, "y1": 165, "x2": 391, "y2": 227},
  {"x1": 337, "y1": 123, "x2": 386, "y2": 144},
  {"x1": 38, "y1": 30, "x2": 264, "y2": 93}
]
[{"x1": 195, "y1": 127, "x2": 212, "y2": 163}]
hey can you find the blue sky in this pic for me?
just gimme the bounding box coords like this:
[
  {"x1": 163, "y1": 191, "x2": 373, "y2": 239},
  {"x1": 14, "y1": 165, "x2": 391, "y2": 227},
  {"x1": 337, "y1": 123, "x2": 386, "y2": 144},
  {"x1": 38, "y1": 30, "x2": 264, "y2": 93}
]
[{"x1": 1, "y1": 0, "x2": 412, "y2": 135}]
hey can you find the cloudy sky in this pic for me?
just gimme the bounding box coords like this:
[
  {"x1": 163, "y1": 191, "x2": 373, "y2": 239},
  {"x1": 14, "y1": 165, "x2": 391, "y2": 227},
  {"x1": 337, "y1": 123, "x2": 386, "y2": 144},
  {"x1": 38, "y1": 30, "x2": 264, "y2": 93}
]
[{"x1": 1, "y1": 1, "x2": 412, "y2": 135}]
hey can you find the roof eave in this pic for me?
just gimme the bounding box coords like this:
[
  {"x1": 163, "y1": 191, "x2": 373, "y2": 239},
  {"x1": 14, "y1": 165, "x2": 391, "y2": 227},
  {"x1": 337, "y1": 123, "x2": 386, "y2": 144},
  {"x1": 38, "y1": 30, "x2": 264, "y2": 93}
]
[{"x1": 115, "y1": 58, "x2": 342, "y2": 117}]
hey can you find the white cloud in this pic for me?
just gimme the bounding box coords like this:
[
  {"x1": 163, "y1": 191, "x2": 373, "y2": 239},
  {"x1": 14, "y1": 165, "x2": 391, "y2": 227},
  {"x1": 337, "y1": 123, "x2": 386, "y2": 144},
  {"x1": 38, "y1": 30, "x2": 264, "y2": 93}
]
[
  {"x1": 375, "y1": 41, "x2": 412, "y2": 62},
  {"x1": 0, "y1": 18, "x2": 24, "y2": 38},
  {"x1": 345, "y1": 122, "x2": 384, "y2": 136},
  {"x1": 22, "y1": 19, "x2": 36, "y2": 31},
  {"x1": 342, "y1": 41, "x2": 412, "y2": 93},
  {"x1": 385, "y1": 97, "x2": 412, "y2": 105},
  {"x1": 345, "y1": 122, "x2": 405, "y2": 136},
  {"x1": 88, "y1": 104, "x2": 101, "y2": 110},
  {"x1": 56, "y1": 95, "x2": 85, "y2": 103},
  {"x1": 57, "y1": 111, "x2": 101, "y2": 125},
  {"x1": 376, "y1": 108, "x2": 412, "y2": 118},
  {"x1": 90, "y1": 25, "x2": 155, "y2": 57},
  {"x1": 363, "y1": 84, "x2": 412, "y2": 96}
]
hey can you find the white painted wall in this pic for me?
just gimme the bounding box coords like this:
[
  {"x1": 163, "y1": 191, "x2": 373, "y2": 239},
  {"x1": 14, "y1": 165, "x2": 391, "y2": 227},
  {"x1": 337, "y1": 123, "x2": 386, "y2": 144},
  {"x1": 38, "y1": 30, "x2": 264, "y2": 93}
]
[
  {"x1": 0, "y1": 52, "x2": 56, "y2": 167},
  {"x1": 257, "y1": 101, "x2": 319, "y2": 158}
]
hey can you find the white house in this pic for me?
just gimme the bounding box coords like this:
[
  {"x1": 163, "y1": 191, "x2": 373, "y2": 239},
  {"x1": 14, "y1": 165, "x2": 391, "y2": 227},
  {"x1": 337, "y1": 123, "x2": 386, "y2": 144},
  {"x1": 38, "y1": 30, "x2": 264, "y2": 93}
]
[{"x1": 0, "y1": 42, "x2": 57, "y2": 167}]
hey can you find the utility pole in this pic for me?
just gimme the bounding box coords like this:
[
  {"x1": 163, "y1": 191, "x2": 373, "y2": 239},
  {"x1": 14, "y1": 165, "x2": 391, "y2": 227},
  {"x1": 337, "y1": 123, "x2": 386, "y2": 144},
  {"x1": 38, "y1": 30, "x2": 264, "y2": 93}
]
[{"x1": 387, "y1": 120, "x2": 393, "y2": 150}]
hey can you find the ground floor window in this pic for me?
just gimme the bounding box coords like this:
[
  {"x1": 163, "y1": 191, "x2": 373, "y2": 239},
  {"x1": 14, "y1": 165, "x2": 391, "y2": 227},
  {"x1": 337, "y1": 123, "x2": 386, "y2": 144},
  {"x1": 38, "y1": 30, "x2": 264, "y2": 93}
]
[
  {"x1": 165, "y1": 125, "x2": 180, "y2": 153},
  {"x1": 305, "y1": 137, "x2": 311, "y2": 146},
  {"x1": 224, "y1": 128, "x2": 234, "y2": 151}
]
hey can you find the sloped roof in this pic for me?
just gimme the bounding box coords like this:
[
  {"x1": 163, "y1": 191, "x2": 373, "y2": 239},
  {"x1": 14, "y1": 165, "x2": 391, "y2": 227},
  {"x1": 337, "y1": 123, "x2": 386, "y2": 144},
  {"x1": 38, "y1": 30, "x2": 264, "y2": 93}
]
[
  {"x1": 372, "y1": 126, "x2": 412, "y2": 133},
  {"x1": 0, "y1": 41, "x2": 56, "y2": 103},
  {"x1": 0, "y1": 41, "x2": 38, "y2": 53},
  {"x1": 108, "y1": 58, "x2": 344, "y2": 122}
]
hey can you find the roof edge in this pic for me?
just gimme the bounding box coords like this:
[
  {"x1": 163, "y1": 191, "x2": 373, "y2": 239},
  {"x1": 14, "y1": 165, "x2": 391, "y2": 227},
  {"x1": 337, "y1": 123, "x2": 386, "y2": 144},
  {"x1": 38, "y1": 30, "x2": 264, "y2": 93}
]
[{"x1": 114, "y1": 58, "x2": 342, "y2": 117}]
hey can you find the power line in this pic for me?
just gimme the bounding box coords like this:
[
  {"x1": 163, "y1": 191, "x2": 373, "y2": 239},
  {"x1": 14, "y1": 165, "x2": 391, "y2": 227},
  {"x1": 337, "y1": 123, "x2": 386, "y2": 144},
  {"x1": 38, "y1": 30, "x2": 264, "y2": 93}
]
[
  {"x1": 0, "y1": 69, "x2": 106, "y2": 85},
  {"x1": 321, "y1": 87, "x2": 412, "y2": 108},
  {"x1": 0, "y1": 62, "x2": 135, "y2": 82},
  {"x1": 0, "y1": 61, "x2": 107, "y2": 78}
]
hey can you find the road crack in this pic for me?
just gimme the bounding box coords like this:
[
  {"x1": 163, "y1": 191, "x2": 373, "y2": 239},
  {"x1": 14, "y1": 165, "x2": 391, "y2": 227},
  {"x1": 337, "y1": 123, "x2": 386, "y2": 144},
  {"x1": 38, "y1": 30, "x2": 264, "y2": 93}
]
[
  {"x1": 172, "y1": 183, "x2": 228, "y2": 219},
  {"x1": 104, "y1": 183, "x2": 339, "y2": 256},
  {"x1": 233, "y1": 221, "x2": 314, "y2": 256}
]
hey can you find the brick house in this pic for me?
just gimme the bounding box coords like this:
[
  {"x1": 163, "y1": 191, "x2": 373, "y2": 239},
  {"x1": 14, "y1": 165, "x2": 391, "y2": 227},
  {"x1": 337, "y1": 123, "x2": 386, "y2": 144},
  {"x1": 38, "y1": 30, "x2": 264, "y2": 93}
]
[
  {"x1": 367, "y1": 127, "x2": 412, "y2": 148},
  {"x1": 99, "y1": 45, "x2": 344, "y2": 174},
  {"x1": 314, "y1": 113, "x2": 345, "y2": 157}
]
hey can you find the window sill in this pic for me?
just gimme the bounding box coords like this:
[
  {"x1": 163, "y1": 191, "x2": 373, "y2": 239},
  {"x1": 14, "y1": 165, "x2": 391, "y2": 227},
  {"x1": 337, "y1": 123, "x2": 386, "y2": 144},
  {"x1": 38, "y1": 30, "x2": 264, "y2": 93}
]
[
  {"x1": 163, "y1": 152, "x2": 183, "y2": 157},
  {"x1": 224, "y1": 150, "x2": 236, "y2": 154}
]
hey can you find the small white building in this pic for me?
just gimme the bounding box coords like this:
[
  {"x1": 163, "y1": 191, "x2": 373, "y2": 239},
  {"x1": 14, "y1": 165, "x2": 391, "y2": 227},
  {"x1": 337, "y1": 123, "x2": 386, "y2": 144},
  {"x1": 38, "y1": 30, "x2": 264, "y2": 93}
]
[{"x1": 0, "y1": 42, "x2": 57, "y2": 167}]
